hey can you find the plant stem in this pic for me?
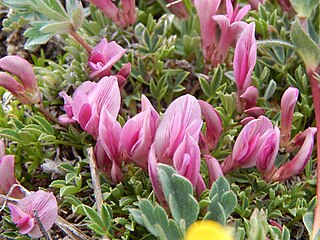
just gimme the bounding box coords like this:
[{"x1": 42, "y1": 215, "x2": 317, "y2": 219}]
[
  {"x1": 70, "y1": 31, "x2": 92, "y2": 54},
  {"x1": 310, "y1": 66, "x2": 320, "y2": 240},
  {"x1": 38, "y1": 103, "x2": 67, "y2": 129}
]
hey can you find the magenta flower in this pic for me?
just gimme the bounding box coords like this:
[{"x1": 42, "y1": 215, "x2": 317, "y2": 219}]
[
  {"x1": 86, "y1": 0, "x2": 137, "y2": 28},
  {"x1": 0, "y1": 56, "x2": 41, "y2": 105},
  {"x1": 8, "y1": 190, "x2": 57, "y2": 238},
  {"x1": 153, "y1": 94, "x2": 203, "y2": 164},
  {"x1": 211, "y1": 0, "x2": 250, "y2": 64},
  {"x1": 272, "y1": 127, "x2": 317, "y2": 181},
  {"x1": 234, "y1": 22, "x2": 257, "y2": 97},
  {"x1": 255, "y1": 127, "x2": 280, "y2": 181},
  {"x1": 121, "y1": 95, "x2": 160, "y2": 170},
  {"x1": 280, "y1": 87, "x2": 299, "y2": 147},
  {"x1": 173, "y1": 133, "x2": 201, "y2": 186},
  {"x1": 59, "y1": 76, "x2": 121, "y2": 138},
  {"x1": 88, "y1": 38, "x2": 126, "y2": 79},
  {"x1": 98, "y1": 106, "x2": 123, "y2": 183},
  {"x1": 194, "y1": 0, "x2": 221, "y2": 61},
  {"x1": 198, "y1": 100, "x2": 223, "y2": 153},
  {"x1": 222, "y1": 116, "x2": 273, "y2": 173}
]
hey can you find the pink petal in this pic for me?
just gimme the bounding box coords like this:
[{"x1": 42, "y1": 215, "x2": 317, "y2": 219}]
[
  {"x1": 234, "y1": 22, "x2": 257, "y2": 95},
  {"x1": 272, "y1": 127, "x2": 316, "y2": 181},
  {"x1": 198, "y1": 100, "x2": 223, "y2": 152},
  {"x1": 280, "y1": 87, "x2": 299, "y2": 147},
  {"x1": 173, "y1": 133, "x2": 201, "y2": 186},
  {"x1": 99, "y1": 107, "x2": 122, "y2": 163},
  {"x1": 194, "y1": 0, "x2": 221, "y2": 60},
  {"x1": 8, "y1": 203, "x2": 34, "y2": 234},
  {"x1": 240, "y1": 86, "x2": 259, "y2": 110},
  {"x1": 0, "y1": 56, "x2": 37, "y2": 92},
  {"x1": 154, "y1": 94, "x2": 201, "y2": 163},
  {"x1": 88, "y1": 76, "x2": 121, "y2": 119},
  {"x1": 89, "y1": 40, "x2": 126, "y2": 79},
  {"x1": 0, "y1": 155, "x2": 17, "y2": 194},
  {"x1": 87, "y1": 0, "x2": 120, "y2": 25},
  {"x1": 148, "y1": 144, "x2": 166, "y2": 205},
  {"x1": 16, "y1": 190, "x2": 58, "y2": 238},
  {"x1": 204, "y1": 155, "x2": 223, "y2": 187}
]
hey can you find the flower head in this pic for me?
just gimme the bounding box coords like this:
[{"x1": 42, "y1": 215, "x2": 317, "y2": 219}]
[
  {"x1": 0, "y1": 56, "x2": 41, "y2": 105},
  {"x1": 8, "y1": 190, "x2": 58, "y2": 238},
  {"x1": 88, "y1": 39, "x2": 126, "y2": 79},
  {"x1": 59, "y1": 76, "x2": 121, "y2": 138}
]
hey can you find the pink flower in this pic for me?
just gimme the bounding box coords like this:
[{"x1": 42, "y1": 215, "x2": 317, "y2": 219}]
[
  {"x1": 121, "y1": 95, "x2": 160, "y2": 170},
  {"x1": 234, "y1": 22, "x2": 257, "y2": 96},
  {"x1": 8, "y1": 190, "x2": 58, "y2": 238},
  {"x1": 198, "y1": 100, "x2": 223, "y2": 153},
  {"x1": 59, "y1": 76, "x2": 121, "y2": 138},
  {"x1": 87, "y1": 0, "x2": 137, "y2": 28},
  {"x1": 0, "y1": 154, "x2": 23, "y2": 201},
  {"x1": 239, "y1": 86, "x2": 259, "y2": 110},
  {"x1": 221, "y1": 116, "x2": 273, "y2": 173},
  {"x1": 153, "y1": 94, "x2": 203, "y2": 164},
  {"x1": 255, "y1": 127, "x2": 280, "y2": 181},
  {"x1": 0, "y1": 56, "x2": 41, "y2": 105},
  {"x1": 194, "y1": 0, "x2": 221, "y2": 61},
  {"x1": 211, "y1": 0, "x2": 250, "y2": 64},
  {"x1": 271, "y1": 127, "x2": 317, "y2": 181},
  {"x1": 173, "y1": 133, "x2": 201, "y2": 186},
  {"x1": 88, "y1": 39, "x2": 126, "y2": 79},
  {"x1": 280, "y1": 87, "x2": 299, "y2": 147},
  {"x1": 98, "y1": 106, "x2": 123, "y2": 183},
  {"x1": 204, "y1": 155, "x2": 223, "y2": 187}
]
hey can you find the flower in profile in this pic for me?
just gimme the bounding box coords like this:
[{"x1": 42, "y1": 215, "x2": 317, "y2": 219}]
[
  {"x1": 185, "y1": 220, "x2": 233, "y2": 240},
  {"x1": 59, "y1": 76, "x2": 121, "y2": 138},
  {"x1": 211, "y1": 0, "x2": 250, "y2": 64},
  {"x1": 153, "y1": 94, "x2": 203, "y2": 164},
  {"x1": 280, "y1": 87, "x2": 299, "y2": 147},
  {"x1": 121, "y1": 95, "x2": 160, "y2": 170},
  {"x1": 271, "y1": 127, "x2": 317, "y2": 181},
  {"x1": 221, "y1": 116, "x2": 274, "y2": 173},
  {"x1": 194, "y1": 0, "x2": 221, "y2": 61},
  {"x1": 234, "y1": 22, "x2": 257, "y2": 97},
  {"x1": 0, "y1": 154, "x2": 24, "y2": 201},
  {"x1": 98, "y1": 106, "x2": 123, "y2": 183},
  {"x1": 86, "y1": 0, "x2": 137, "y2": 28},
  {"x1": 0, "y1": 56, "x2": 41, "y2": 105},
  {"x1": 198, "y1": 100, "x2": 223, "y2": 153},
  {"x1": 88, "y1": 38, "x2": 126, "y2": 79},
  {"x1": 8, "y1": 190, "x2": 58, "y2": 238}
]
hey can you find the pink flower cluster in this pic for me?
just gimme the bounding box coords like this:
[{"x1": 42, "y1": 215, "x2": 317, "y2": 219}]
[
  {"x1": 222, "y1": 87, "x2": 316, "y2": 182},
  {"x1": 195, "y1": 0, "x2": 251, "y2": 66}
]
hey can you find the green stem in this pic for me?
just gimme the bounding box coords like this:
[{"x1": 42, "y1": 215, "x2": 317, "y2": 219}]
[
  {"x1": 70, "y1": 31, "x2": 92, "y2": 54},
  {"x1": 257, "y1": 40, "x2": 296, "y2": 50}
]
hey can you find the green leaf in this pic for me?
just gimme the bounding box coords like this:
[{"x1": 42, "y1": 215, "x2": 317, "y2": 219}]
[
  {"x1": 290, "y1": 20, "x2": 320, "y2": 71},
  {"x1": 60, "y1": 185, "x2": 80, "y2": 196},
  {"x1": 290, "y1": 0, "x2": 318, "y2": 18},
  {"x1": 158, "y1": 164, "x2": 199, "y2": 231},
  {"x1": 0, "y1": 129, "x2": 23, "y2": 143},
  {"x1": 39, "y1": 21, "x2": 73, "y2": 34},
  {"x1": 130, "y1": 199, "x2": 183, "y2": 240},
  {"x1": 101, "y1": 204, "x2": 111, "y2": 231},
  {"x1": 248, "y1": 209, "x2": 268, "y2": 240},
  {"x1": 205, "y1": 177, "x2": 237, "y2": 225},
  {"x1": 31, "y1": 115, "x2": 55, "y2": 135},
  {"x1": 264, "y1": 79, "x2": 277, "y2": 99},
  {"x1": 83, "y1": 205, "x2": 105, "y2": 230}
]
